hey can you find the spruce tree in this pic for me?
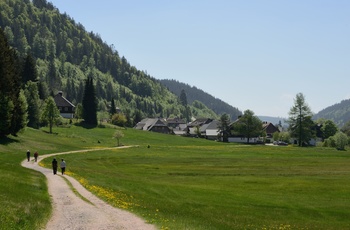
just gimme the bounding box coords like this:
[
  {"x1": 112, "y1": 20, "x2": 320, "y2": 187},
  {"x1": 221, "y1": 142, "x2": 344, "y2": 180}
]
[
  {"x1": 82, "y1": 75, "x2": 97, "y2": 125},
  {"x1": 21, "y1": 54, "x2": 38, "y2": 86},
  {"x1": 24, "y1": 81, "x2": 41, "y2": 128},
  {"x1": 0, "y1": 28, "x2": 27, "y2": 137},
  {"x1": 110, "y1": 98, "x2": 117, "y2": 115},
  {"x1": 10, "y1": 90, "x2": 28, "y2": 136},
  {"x1": 180, "y1": 89, "x2": 188, "y2": 106}
]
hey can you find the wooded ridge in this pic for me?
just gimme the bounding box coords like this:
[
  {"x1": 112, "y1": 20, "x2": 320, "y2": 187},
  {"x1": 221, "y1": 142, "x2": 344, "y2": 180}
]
[{"x1": 0, "y1": 0, "x2": 241, "y2": 124}]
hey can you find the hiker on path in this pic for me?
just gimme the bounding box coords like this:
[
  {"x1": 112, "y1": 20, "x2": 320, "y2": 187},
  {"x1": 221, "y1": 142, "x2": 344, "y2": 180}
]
[
  {"x1": 60, "y1": 159, "x2": 66, "y2": 175},
  {"x1": 34, "y1": 151, "x2": 38, "y2": 162},
  {"x1": 52, "y1": 158, "x2": 58, "y2": 175},
  {"x1": 26, "y1": 150, "x2": 30, "y2": 162}
]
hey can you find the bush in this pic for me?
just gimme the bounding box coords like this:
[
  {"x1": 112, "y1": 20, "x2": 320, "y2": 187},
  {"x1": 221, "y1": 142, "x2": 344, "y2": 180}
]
[
  {"x1": 323, "y1": 136, "x2": 336, "y2": 147},
  {"x1": 111, "y1": 113, "x2": 127, "y2": 127},
  {"x1": 334, "y1": 132, "x2": 348, "y2": 150}
]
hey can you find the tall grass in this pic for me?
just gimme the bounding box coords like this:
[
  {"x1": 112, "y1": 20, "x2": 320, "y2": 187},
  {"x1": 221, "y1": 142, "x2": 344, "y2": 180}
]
[{"x1": 2, "y1": 125, "x2": 350, "y2": 229}]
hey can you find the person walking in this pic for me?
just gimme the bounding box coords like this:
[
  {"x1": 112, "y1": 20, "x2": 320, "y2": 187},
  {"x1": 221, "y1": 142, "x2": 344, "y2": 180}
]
[
  {"x1": 26, "y1": 150, "x2": 30, "y2": 162},
  {"x1": 60, "y1": 159, "x2": 66, "y2": 175},
  {"x1": 52, "y1": 158, "x2": 58, "y2": 175},
  {"x1": 34, "y1": 151, "x2": 38, "y2": 162}
]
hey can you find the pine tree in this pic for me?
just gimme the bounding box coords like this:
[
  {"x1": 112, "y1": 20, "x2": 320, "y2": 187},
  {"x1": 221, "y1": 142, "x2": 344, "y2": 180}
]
[
  {"x1": 0, "y1": 28, "x2": 27, "y2": 137},
  {"x1": 38, "y1": 81, "x2": 50, "y2": 100},
  {"x1": 47, "y1": 55, "x2": 61, "y2": 91},
  {"x1": 180, "y1": 89, "x2": 188, "y2": 106},
  {"x1": 10, "y1": 90, "x2": 28, "y2": 136},
  {"x1": 82, "y1": 75, "x2": 97, "y2": 125},
  {"x1": 21, "y1": 54, "x2": 38, "y2": 85},
  {"x1": 219, "y1": 113, "x2": 231, "y2": 142},
  {"x1": 24, "y1": 81, "x2": 41, "y2": 128},
  {"x1": 110, "y1": 98, "x2": 117, "y2": 115}
]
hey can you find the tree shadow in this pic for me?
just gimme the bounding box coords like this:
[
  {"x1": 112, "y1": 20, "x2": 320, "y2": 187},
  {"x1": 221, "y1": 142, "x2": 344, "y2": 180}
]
[
  {"x1": 74, "y1": 121, "x2": 97, "y2": 129},
  {"x1": 42, "y1": 130, "x2": 58, "y2": 135},
  {"x1": 0, "y1": 136, "x2": 20, "y2": 145}
]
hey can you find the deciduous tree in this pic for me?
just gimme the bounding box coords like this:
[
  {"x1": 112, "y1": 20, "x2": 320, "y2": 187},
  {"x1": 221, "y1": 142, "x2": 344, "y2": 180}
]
[
  {"x1": 232, "y1": 110, "x2": 262, "y2": 143},
  {"x1": 113, "y1": 130, "x2": 124, "y2": 146},
  {"x1": 41, "y1": 97, "x2": 60, "y2": 133},
  {"x1": 321, "y1": 120, "x2": 338, "y2": 141}
]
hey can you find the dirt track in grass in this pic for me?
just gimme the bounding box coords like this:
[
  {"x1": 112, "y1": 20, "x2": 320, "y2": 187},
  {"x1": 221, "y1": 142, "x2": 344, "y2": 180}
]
[{"x1": 22, "y1": 147, "x2": 156, "y2": 230}]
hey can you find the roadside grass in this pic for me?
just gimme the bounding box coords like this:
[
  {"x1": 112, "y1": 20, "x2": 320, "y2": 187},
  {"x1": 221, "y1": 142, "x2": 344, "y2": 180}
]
[
  {"x1": 2, "y1": 124, "x2": 350, "y2": 229},
  {"x1": 0, "y1": 125, "x2": 118, "y2": 229}
]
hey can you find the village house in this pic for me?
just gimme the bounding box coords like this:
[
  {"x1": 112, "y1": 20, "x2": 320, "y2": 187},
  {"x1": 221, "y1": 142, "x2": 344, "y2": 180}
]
[
  {"x1": 166, "y1": 117, "x2": 187, "y2": 136},
  {"x1": 187, "y1": 118, "x2": 213, "y2": 137},
  {"x1": 262, "y1": 122, "x2": 280, "y2": 138},
  {"x1": 134, "y1": 118, "x2": 172, "y2": 134},
  {"x1": 262, "y1": 121, "x2": 280, "y2": 142},
  {"x1": 53, "y1": 91, "x2": 75, "y2": 119},
  {"x1": 200, "y1": 120, "x2": 220, "y2": 140}
]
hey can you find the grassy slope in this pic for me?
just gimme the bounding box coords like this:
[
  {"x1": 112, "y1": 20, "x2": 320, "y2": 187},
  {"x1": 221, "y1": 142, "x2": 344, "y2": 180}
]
[
  {"x1": 2, "y1": 125, "x2": 350, "y2": 229},
  {"x1": 0, "y1": 125, "x2": 117, "y2": 229}
]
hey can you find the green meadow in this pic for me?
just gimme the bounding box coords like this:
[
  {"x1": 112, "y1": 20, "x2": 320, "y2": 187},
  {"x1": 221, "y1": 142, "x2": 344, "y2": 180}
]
[{"x1": 1, "y1": 125, "x2": 350, "y2": 230}]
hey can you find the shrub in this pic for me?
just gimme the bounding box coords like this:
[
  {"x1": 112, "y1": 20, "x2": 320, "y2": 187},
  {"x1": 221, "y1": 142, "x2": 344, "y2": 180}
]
[
  {"x1": 111, "y1": 113, "x2": 127, "y2": 127},
  {"x1": 323, "y1": 136, "x2": 336, "y2": 147},
  {"x1": 334, "y1": 131, "x2": 348, "y2": 150}
]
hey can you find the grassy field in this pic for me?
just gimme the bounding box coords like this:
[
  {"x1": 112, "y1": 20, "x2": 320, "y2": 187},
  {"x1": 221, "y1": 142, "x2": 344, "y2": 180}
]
[{"x1": 2, "y1": 124, "x2": 350, "y2": 229}]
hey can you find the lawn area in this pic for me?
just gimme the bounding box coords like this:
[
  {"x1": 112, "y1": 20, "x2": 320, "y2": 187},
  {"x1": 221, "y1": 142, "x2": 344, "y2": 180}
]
[
  {"x1": 39, "y1": 127, "x2": 350, "y2": 230},
  {"x1": 2, "y1": 124, "x2": 350, "y2": 229}
]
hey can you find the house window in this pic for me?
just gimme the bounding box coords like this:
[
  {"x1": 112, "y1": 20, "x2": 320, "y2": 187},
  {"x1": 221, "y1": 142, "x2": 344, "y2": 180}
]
[{"x1": 65, "y1": 107, "x2": 68, "y2": 111}]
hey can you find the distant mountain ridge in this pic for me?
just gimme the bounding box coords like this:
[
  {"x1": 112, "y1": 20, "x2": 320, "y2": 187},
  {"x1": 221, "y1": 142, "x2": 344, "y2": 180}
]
[
  {"x1": 313, "y1": 99, "x2": 350, "y2": 128},
  {"x1": 160, "y1": 79, "x2": 242, "y2": 120},
  {"x1": 258, "y1": 116, "x2": 288, "y2": 127}
]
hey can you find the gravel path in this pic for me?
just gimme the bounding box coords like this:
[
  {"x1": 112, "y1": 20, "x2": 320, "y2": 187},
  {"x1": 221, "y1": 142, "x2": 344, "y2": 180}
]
[{"x1": 21, "y1": 148, "x2": 156, "y2": 230}]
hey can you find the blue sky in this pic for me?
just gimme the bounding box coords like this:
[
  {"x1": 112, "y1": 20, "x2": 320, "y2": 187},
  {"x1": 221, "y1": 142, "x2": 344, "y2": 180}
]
[{"x1": 49, "y1": 0, "x2": 350, "y2": 118}]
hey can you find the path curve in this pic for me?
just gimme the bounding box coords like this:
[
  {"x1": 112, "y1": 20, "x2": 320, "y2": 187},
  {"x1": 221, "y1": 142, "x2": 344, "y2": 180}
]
[{"x1": 22, "y1": 147, "x2": 156, "y2": 230}]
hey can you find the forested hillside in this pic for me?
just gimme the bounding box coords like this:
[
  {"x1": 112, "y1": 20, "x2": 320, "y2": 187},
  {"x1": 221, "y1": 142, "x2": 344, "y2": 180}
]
[
  {"x1": 160, "y1": 79, "x2": 242, "y2": 120},
  {"x1": 313, "y1": 99, "x2": 350, "y2": 128},
  {"x1": 0, "y1": 0, "x2": 220, "y2": 125}
]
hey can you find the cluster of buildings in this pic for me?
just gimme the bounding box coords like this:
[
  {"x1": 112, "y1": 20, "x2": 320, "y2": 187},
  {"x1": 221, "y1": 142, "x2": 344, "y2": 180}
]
[
  {"x1": 134, "y1": 117, "x2": 281, "y2": 143},
  {"x1": 53, "y1": 91, "x2": 283, "y2": 144}
]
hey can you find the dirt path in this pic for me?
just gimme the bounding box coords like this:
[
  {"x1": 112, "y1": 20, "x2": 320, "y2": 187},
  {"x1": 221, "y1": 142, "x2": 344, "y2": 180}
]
[{"x1": 21, "y1": 148, "x2": 156, "y2": 230}]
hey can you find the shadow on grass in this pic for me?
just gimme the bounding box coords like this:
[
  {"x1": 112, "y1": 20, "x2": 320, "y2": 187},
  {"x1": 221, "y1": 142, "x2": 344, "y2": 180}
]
[
  {"x1": 0, "y1": 135, "x2": 20, "y2": 145},
  {"x1": 41, "y1": 130, "x2": 59, "y2": 135},
  {"x1": 74, "y1": 122, "x2": 98, "y2": 129}
]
